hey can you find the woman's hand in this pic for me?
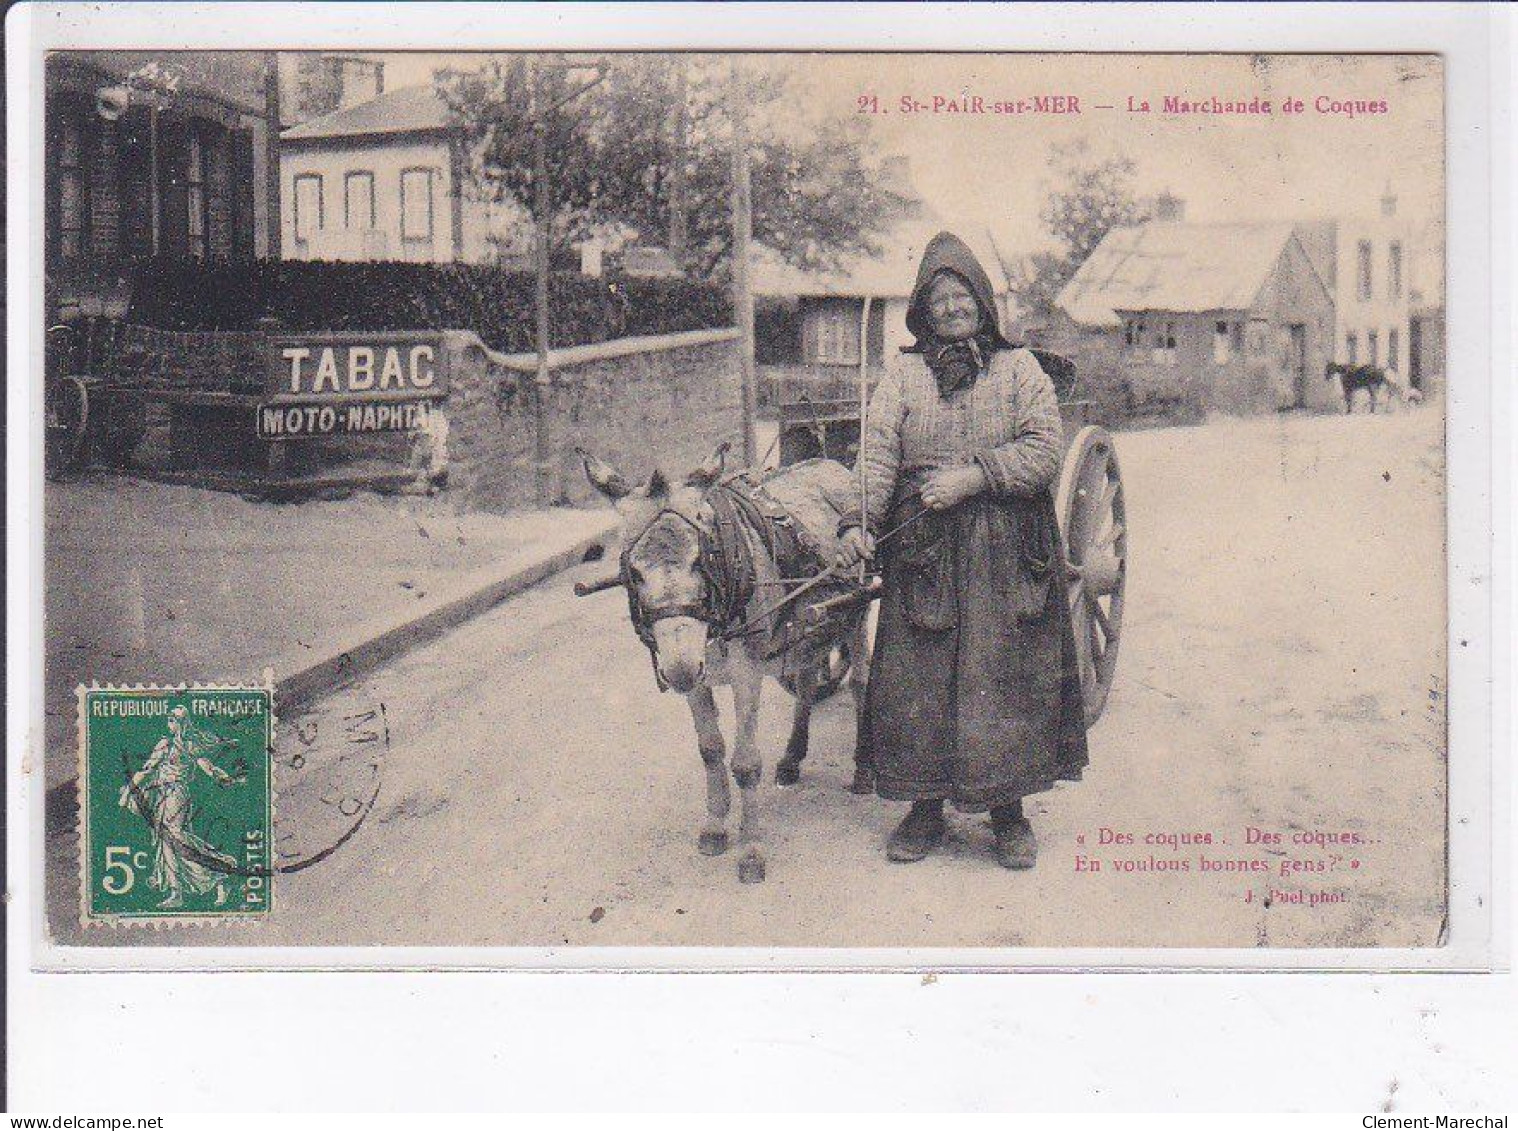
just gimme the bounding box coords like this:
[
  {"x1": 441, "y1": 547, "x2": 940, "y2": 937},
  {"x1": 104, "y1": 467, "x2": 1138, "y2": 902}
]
[
  {"x1": 835, "y1": 526, "x2": 876, "y2": 570},
  {"x1": 920, "y1": 465, "x2": 986, "y2": 511}
]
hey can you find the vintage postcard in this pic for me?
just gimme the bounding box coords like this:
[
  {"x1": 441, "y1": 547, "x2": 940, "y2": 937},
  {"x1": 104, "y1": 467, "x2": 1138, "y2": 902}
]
[{"x1": 31, "y1": 46, "x2": 1459, "y2": 957}]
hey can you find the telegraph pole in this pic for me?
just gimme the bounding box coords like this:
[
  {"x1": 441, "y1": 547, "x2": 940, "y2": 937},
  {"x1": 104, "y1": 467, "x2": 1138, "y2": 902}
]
[
  {"x1": 529, "y1": 56, "x2": 555, "y2": 505},
  {"x1": 667, "y1": 57, "x2": 688, "y2": 263},
  {"x1": 729, "y1": 64, "x2": 757, "y2": 467}
]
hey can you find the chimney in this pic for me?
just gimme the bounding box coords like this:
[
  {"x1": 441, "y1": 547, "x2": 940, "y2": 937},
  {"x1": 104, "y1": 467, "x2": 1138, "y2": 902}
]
[
  {"x1": 1153, "y1": 190, "x2": 1185, "y2": 223},
  {"x1": 332, "y1": 55, "x2": 384, "y2": 110},
  {"x1": 1380, "y1": 185, "x2": 1398, "y2": 218}
]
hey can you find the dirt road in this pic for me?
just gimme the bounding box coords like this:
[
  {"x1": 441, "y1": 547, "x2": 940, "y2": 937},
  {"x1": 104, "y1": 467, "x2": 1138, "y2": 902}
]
[{"x1": 48, "y1": 407, "x2": 1447, "y2": 949}]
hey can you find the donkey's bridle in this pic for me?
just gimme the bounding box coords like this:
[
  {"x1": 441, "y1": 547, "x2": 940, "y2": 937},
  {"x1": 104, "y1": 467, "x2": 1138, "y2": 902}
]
[{"x1": 619, "y1": 505, "x2": 724, "y2": 653}]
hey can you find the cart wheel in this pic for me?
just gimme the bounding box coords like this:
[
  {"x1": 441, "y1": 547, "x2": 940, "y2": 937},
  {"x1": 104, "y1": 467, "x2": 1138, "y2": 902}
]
[
  {"x1": 45, "y1": 376, "x2": 91, "y2": 478},
  {"x1": 1056, "y1": 425, "x2": 1126, "y2": 726}
]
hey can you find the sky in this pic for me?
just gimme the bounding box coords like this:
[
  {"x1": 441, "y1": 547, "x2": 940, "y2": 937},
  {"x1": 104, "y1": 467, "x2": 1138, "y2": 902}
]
[{"x1": 358, "y1": 51, "x2": 1444, "y2": 257}]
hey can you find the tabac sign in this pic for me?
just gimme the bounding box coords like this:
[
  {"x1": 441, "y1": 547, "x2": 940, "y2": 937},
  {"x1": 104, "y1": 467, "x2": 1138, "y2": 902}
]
[{"x1": 259, "y1": 331, "x2": 450, "y2": 439}]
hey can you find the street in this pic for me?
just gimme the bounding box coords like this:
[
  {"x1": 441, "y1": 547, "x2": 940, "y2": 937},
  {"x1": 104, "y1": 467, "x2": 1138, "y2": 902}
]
[{"x1": 48, "y1": 407, "x2": 1447, "y2": 950}]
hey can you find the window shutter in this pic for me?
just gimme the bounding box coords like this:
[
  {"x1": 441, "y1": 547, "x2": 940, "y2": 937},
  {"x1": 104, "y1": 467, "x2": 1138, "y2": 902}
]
[
  {"x1": 230, "y1": 128, "x2": 257, "y2": 260},
  {"x1": 116, "y1": 109, "x2": 155, "y2": 260},
  {"x1": 158, "y1": 118, "x2": 190, "y2": 258},
  {"x1": 205, "y1": 127, "x2": 234, "y2": 258}
]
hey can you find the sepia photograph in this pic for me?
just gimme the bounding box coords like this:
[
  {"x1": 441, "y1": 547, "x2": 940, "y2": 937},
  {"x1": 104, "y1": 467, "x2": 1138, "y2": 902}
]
[
  {"x1": 33, "y1": 47, "x2": 1452, "y2": 951},
  {"x1": 10, "y1": 0, "x2": 1518, "y2": 1117}
]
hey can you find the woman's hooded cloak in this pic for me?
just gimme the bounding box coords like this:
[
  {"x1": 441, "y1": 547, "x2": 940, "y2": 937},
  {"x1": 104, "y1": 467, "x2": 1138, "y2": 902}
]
[{"x1": 902, "y1": 231, "x2": 1017, "y2": 396}]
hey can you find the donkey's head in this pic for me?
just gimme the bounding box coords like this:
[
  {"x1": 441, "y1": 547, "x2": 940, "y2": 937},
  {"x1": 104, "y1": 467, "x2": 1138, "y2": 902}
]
[{"x1": 581, "y1": 443, "x2": 729, "y2": 693}]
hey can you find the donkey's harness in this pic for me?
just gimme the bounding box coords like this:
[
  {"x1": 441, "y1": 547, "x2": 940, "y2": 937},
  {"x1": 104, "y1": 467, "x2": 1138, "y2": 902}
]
[{"x1": 620, "y1": 472, "x2": 849, "y2": 688}]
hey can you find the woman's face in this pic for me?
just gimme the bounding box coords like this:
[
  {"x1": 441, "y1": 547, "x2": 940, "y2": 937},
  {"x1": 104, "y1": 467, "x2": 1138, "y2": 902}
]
[{"x1": 926, "y1": 273, "x2": 980, "y2": 342}]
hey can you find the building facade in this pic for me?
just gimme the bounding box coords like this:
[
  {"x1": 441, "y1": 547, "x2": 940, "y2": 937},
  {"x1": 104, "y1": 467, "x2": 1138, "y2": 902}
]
[
  {"x1": 1295, "y1": 193, "x2": 1422, "y2": 386},
  {"x1": 280, "y1": 86, "x2": 521, "y2": 264},
  {"x1": 45, "y1": 51, "x2": 281, "y2": 315},
  {"x1": 1057, "y1": 220, "x2": 1336, "y2": 414}
]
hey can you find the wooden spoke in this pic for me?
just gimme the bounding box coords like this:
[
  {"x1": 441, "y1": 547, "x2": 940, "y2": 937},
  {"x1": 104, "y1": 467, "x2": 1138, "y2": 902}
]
[
  {"x1": 1093, "y1": 504, "x2": 1114, "y2": 546},
  {"x1": 1087, "y1": 592, "x2": 1113, "y2": 642},
  {"x1": 1096, "y1": 474, "x2": 1118, "y2": 521},
  {"x1": 1071, "y1": 603, "x2": 1092, "y2": 682}
]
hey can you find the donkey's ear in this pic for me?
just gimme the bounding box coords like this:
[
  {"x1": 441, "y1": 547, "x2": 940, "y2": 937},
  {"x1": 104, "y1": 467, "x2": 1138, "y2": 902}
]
[
  {"x1": 578, "y1": 448, "x2": 631, "y2": 500},
  {"x1": 686, "y1": 440, "x2": 731, "y2": 490},
  {"x1": 647, "y1": 468, "x2": 670, "y2": 498}
]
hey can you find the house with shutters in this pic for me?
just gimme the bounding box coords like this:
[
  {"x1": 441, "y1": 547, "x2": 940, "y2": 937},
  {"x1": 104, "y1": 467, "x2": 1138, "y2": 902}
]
[
  {"x1": 279, "y1": 84, "x2": 523, "y2": 264},
  {"x1": 44, "y1": 51, "x2": 282, "y2": 316}
]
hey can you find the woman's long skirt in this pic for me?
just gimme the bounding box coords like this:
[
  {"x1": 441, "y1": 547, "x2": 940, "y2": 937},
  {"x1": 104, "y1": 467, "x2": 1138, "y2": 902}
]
[{"x1": 864, "y1": 488, "x2": 1089, "y2": 812}]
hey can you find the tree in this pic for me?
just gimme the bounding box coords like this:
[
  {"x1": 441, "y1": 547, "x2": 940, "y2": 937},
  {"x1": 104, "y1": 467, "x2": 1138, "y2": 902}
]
[
  {"x1": 435, "y1": 56, "x2": 605, "y2": 253},
  {"x1": 436, "y1": 55, "x2": 908, "y2": 279},
  {"x1": 1009, "y1": 140, "x2": 1152, "y2": 325}
]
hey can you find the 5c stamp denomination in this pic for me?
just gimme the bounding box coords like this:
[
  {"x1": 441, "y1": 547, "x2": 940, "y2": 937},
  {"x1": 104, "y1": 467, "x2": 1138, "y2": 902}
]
[{"x1": 78, "y1": 684, "x2": 274, "y2": 926}]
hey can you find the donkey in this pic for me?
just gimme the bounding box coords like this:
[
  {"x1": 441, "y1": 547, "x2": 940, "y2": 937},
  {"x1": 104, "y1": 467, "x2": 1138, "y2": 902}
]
[{"x1": 581, "y1": 444, "x2": 874, "y2": 884}]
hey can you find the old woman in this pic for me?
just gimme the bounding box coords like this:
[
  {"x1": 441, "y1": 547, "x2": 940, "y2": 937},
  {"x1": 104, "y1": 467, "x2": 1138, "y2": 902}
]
[{"x1": 836, "y1": 231, "x2": 1088, "y2": 869}]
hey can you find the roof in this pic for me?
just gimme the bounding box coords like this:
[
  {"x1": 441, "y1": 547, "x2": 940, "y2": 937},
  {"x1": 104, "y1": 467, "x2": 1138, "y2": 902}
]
[
  {"x1": 1056, "y1": 221, "x2": 1303, "y2": 327},
  {"x1": 282, "y1": 86, "x2": 452, "y2": 143},
  {"x1": 752, "y1": 219, "x2": 1009, "y2": 300}
]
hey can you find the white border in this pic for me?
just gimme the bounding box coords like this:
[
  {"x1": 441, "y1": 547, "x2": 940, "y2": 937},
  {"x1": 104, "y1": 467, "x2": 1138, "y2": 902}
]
[{"x1": 7, "y1": 0, "x2": 1514, "y2": 1109}]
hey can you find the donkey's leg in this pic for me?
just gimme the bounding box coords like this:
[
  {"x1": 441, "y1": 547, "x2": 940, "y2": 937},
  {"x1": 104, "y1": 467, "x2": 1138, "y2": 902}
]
[
  {"x1": 775, "y1": 682, "x2": 812, "y2": 786},
  {"x1": 846, "y1": 617, "x2": 877, "y2": 795},
  {"x1": 687, "y1": 685, "x2": 730, "y2": 856},
  {"x1": 730, "y1": 658, "x2": 768, "y2": 883}
]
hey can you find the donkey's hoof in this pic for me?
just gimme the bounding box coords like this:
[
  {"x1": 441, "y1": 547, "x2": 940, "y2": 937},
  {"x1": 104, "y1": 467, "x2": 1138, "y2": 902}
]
[
  {"x1": 775, "y1": 758, "x2": 802, "y2": 787},
  {"x1": 737, "y1": 851, "x2": 767, "y2": 884},
  {"x1": 847, "y1": 765, "x2": 878, "y2": 795},
  {"x1": 698, "y1": 829, "x2": 730, "y2": 856}
]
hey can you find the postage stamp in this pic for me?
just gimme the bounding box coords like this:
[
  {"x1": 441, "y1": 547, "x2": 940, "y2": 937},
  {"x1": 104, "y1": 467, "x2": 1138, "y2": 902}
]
[{"x1": 78, "y1": 684, "x2": 275, "y2": 926}]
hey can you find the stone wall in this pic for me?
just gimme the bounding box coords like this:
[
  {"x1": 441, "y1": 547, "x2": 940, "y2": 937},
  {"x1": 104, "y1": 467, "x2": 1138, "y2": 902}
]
[{"x1": 445, "y1": 328, "x2": 743, "y2": 512}]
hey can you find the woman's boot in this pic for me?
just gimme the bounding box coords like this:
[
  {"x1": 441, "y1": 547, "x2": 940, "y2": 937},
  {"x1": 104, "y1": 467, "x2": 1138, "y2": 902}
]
[
  {"x1": 991, "y1": 800, "x2": 1037, "y2": 870},
  {"x1": 887, "y1": 799, "x2": 946, "y2": 862}
]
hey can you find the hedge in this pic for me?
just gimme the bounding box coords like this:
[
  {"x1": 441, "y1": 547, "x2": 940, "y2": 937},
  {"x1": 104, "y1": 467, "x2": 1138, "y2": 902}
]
[{"x1": 125, "y1": 258, "x2": 732, "y2": 353}]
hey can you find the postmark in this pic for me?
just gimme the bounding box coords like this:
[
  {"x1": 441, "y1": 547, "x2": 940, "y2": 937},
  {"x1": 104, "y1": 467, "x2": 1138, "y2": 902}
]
[
  {"x1": 269, "y1": 693, "x2": 390, "y2": 873},
  {"x1": 78, "y1": 683, "x2": 275, "y2": 926}
]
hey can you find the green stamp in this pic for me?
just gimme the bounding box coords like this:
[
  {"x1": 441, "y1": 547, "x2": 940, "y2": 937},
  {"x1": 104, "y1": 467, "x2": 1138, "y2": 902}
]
[{"x1": 79, "y1": 685, "x2": 274, "y2": 925}]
